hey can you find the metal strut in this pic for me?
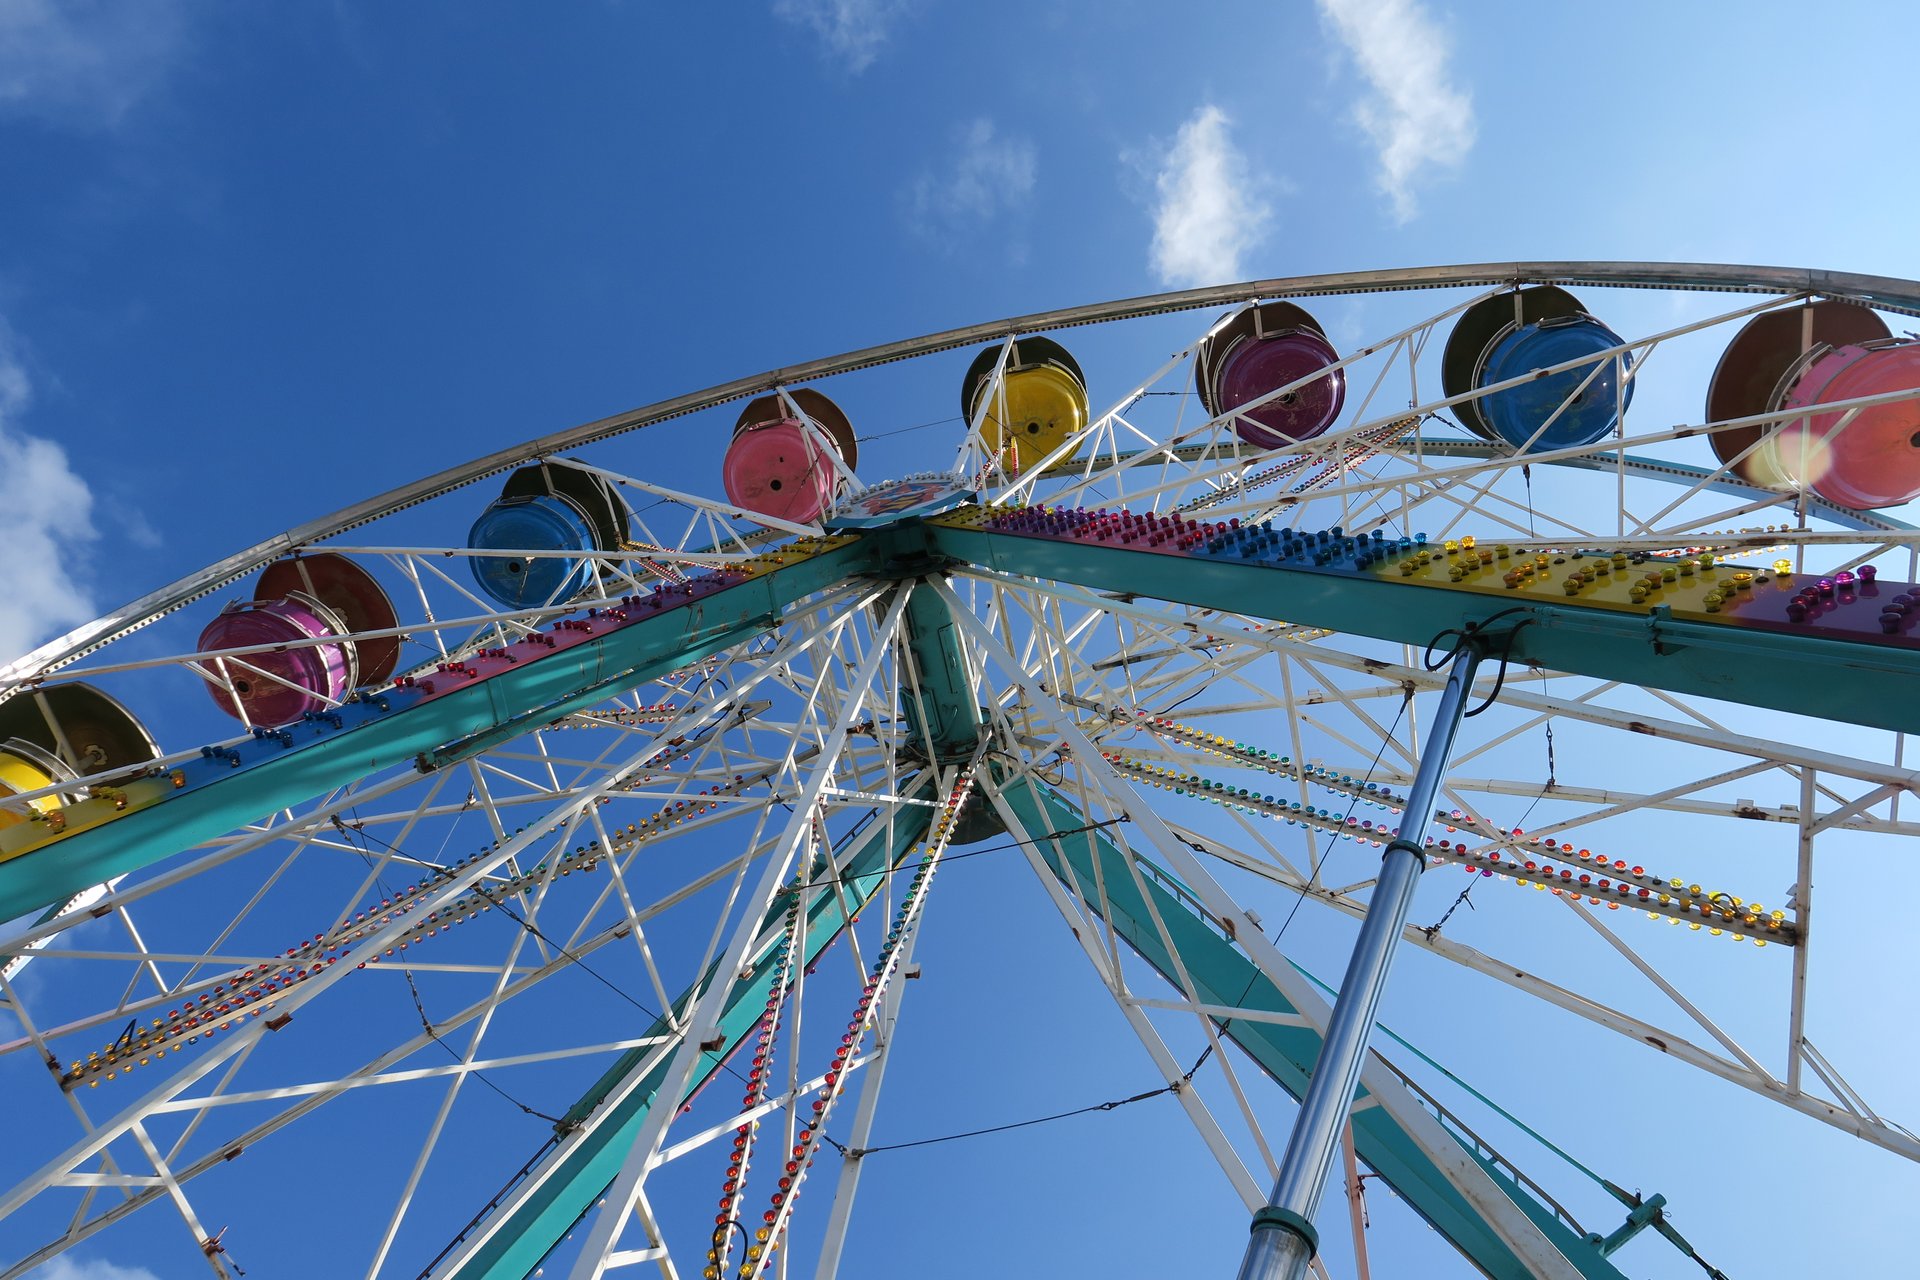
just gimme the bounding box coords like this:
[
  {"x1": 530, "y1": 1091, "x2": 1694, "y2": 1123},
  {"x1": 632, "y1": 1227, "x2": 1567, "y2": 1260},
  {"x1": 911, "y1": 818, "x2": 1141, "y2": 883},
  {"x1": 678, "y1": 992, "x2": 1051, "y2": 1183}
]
[{"x1": 1234, "y1": 641, "x2": 1485, "y2": 1280}]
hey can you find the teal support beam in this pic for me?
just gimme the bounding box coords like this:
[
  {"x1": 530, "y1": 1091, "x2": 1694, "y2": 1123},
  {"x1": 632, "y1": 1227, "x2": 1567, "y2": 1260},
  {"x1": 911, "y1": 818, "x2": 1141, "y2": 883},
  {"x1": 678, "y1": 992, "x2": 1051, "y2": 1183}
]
[
  {"x1": 996, "y1": 774, "x2": 1629, "y2": 1280},
  {"x1": 895, "y1": 580, "x2": 985, "y2": 763},
  {"x1": 919, "y1": 517, "x2": 1920, "y2": 735},
  {"x1": 438, "y1": 788, "x2": 935, "y2": 1280},
  {"x1": 0, "y1": 538, "x2": 882, "y2": 923}
]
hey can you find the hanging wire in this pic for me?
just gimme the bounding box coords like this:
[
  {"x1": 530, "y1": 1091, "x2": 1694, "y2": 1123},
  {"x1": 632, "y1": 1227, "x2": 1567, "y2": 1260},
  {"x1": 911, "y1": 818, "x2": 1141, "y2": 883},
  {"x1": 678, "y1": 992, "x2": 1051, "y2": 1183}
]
[
  {"x1": 1425, "y1": 670, "x2": 1558, "y2": 940},
  {"x1": 343, "y1": 818, "x2": 669, "y2": 1025},
  {"x1": 1265, "y1": 693, "x2": 1413, "y2": 948},
  {"x1": 1420, "y1": 885, "x2": 1476, "y2": 940},
  {"x1": 821, "y1": 1043, "x2": 1212, "y2": 1158},
  {"x1": 855, "y1": 415, "x2": 962, "y2": 443},
  {"x1": 397, "y1": 959, "x2": 570, "y2": 1125},
  {"x1": 332, "y1": 815, "x2": 572, "y2": 1125}
]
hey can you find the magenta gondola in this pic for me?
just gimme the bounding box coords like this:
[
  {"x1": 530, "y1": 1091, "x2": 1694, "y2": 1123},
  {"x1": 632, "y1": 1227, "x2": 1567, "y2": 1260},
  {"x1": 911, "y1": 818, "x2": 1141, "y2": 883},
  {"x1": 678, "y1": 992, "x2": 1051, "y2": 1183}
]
[
  {"x1": 1195, "y1": 302, "x2": 1345, "y2": 449},
  {"x1": 257, "y1": 553, "x2": 402, "y2": 687},
  {"x1": 197, "y1": 594, "x2": 357, "y2": 726}
]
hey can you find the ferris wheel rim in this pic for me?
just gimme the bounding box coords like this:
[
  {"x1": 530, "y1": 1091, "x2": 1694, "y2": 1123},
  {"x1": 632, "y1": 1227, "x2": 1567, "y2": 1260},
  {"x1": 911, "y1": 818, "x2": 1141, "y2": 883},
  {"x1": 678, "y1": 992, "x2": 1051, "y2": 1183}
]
[
  {"x1": 11, "y1": 258, "x2": 1920, "y2": 694},
  {"x1": 4, "y1": 265, "x2": 1919, "y2": 1278}
]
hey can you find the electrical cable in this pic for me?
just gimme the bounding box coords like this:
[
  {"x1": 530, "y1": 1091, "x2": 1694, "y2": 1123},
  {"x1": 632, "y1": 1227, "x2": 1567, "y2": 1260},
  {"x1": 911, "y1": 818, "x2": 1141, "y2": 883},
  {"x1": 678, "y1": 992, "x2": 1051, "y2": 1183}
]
[
  {"x1": 822, "y1": 1043, "x2": 1212, "y2": 1158},
  {"x1": 1422, "y1": 606, "x2": 1537, "y2": 717},
  {"x1": 1420, "y1": 884, "x2": 1476, "y2": 940},
  {"x1": 1264, "y1": 694, "x2": 1412, "y2": 949},
  {"x1": 345, "y1": 818, "x2": 669, "y2": 1025},
  {"x1": 398, "y1": 962, "x2": 570, "y2": 1126},
  {"x1": 855, "y1": 415, "x2": 961, "y2": 443},
  {"x1": 333, "y1": 815, "x2": 573, "y2": 1126}
]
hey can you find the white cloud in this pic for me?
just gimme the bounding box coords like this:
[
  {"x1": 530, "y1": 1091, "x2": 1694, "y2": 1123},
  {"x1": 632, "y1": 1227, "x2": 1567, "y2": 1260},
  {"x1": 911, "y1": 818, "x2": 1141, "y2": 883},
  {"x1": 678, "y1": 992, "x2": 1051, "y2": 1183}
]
[
  {"x1": 905, "y1": 117, "x2": 1036, "y2": 246},
  {"x1": 0, "y1": 321, "x2": 100, "y2": 663},
  {"x1": 772, "y1": 0, "x2": 914, "y2": 74},
  {"x1": 1144, "y1": 105, "x2": 1272, "y2": 289},
  {"x1": 1317, "y1": 0, "x2": 1475, "y2": 223},
  {"x1": 0, "y1": 0, "x2": 190, "y2": 130},
  {"x1": 25, "y1": 1256, "x2": 163, "y2": 1280}
]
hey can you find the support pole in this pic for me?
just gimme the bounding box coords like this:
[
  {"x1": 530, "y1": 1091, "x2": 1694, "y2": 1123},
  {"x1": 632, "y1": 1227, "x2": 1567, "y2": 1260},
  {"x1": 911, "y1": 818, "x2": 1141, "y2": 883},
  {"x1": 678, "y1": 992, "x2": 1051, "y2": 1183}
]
[
  {"x1": 1341, "y1": 1122, "x2": 1371, "y2": 1280},
  {"x1": 1234, "y1": 644, "x2": 1482, "y2": 1280}
]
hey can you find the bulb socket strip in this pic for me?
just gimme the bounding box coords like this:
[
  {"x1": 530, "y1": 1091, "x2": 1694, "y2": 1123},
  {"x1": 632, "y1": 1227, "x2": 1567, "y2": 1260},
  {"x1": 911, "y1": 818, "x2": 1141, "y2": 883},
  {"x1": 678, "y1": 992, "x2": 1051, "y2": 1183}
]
[
  {"x1": 1071, "y1": 688, "x2": 1796, "y2": 948},
  {"x1": 616, "y1": 539, "x2": 693, "y2": 586},
  {"x1": 550, "y1": 702, "x2": 682, "y2": 730},
  {"x1": 1176, "y1": 418, "x2": 1418, "y2": 515},
  {"x1": 61, "y1": 744, "x2": 770, "y2": 1089},
  {"x1": 1100, "y1": 754, "x2": 1795, "y2": 947},
  {"x1": 708, "y1": 868, "x2": 810, "y2": 1277},
  {"x1": 955, "y1": 504, "x2": 1912, "y2": 651},
  {"x1": 56, "y1": 844, "x2": 513, "y2": 1090},
  {"x1": 1091, "y1": 703, "x2": 1795, "y2": 944},
  {"x1": 729, "y1": 773, "x2": 978, "y2": 1280},
  {"x1": 1065, "y1": 695, "x2": 1407, "y2": 816}
]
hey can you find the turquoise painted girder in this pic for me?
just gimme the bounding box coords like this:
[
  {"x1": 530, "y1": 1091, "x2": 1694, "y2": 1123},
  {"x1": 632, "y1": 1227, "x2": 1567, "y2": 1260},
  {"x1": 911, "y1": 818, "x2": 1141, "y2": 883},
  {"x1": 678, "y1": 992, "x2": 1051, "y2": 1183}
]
[
  {"x1": 8, "y1": 511, "x2": 1754, "y2": 1278},
  {"x1": 995, "y1": 774, "x2": 1628, "y2": 1280},
  {"x1": 0, "y1": 539, "x2": 879, "y2": 924},
  {"x1": 441, "y1": 787, "x2": 935, "y2": 1280},
  {"x1": 919, "y1": 520, "x2": 1920, "y2": 735},
  {"x1": 896, "y1": 581, "x2": 984, "y2": 763}
]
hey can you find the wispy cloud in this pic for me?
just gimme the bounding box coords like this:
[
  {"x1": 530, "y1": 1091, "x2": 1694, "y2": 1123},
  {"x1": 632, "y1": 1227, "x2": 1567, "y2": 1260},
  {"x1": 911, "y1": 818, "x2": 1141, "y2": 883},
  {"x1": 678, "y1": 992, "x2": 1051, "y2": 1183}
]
[
  {"x1": 0, "y1": 0, "x2": 191, "y2": 130},
  {"x1": 24, "y1": 1254, "x2": 162, "y2": 1280},
  {"x1": 772, "y1": 0, "x2": 915, "y2": 74},
  {"x1": 1316, "y1": 0, "x2": 1475, "y2": 223},
  {"x1": 0, "y1": 320, "x2": 100, "y2": 662},
  {"x1": 1142, "y1": 104, "x2": 1272, "y2": 289},
  {"x1": 904, "y1": 117, "x2": 1036, "y2": 247}
]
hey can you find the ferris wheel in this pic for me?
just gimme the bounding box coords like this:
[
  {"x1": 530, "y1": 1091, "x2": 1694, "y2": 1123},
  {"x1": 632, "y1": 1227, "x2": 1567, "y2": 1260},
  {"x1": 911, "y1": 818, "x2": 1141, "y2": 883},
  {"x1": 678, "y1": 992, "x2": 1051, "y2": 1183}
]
[{"x1": 1, "y1": 262, "x2": 1917, "y2": 1280}]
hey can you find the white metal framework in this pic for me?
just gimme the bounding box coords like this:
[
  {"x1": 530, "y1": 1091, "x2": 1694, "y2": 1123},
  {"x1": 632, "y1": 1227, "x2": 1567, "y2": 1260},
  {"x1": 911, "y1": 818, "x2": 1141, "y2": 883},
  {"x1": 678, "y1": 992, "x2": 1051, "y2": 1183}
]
[{"x1": 1, "y1": 264, "x2": 1916, "y2": 1280}]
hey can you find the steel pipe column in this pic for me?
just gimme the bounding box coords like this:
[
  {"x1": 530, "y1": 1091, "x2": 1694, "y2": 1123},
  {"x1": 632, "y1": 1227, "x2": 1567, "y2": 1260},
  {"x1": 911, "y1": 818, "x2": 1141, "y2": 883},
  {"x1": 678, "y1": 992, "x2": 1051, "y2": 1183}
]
[{"x1": 1234, "y1": 645, "x2": 1484, "y2": 1280}]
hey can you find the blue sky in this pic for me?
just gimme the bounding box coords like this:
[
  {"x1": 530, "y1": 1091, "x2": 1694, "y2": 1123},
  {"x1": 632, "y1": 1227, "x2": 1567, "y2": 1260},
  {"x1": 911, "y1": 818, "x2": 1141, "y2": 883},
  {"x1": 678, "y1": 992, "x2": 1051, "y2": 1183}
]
[
  {"x1": 11, "y1": 0, "x2": 1920, "y2": 651},
  {"x1": 6, "y1": 2, "x2": 1920, "y2": 1278}
]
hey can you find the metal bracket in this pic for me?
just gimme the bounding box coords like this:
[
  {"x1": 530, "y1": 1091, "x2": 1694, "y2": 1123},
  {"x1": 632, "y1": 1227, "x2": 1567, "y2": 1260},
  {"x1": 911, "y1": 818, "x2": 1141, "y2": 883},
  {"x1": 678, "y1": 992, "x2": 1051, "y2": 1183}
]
[
  {"x1": 1249, "y1": 1205, "x2": 1318, "y2": 1254},
  {"x1": 1644, "y1": 604, "x2": 1675, "y2": 656}
]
